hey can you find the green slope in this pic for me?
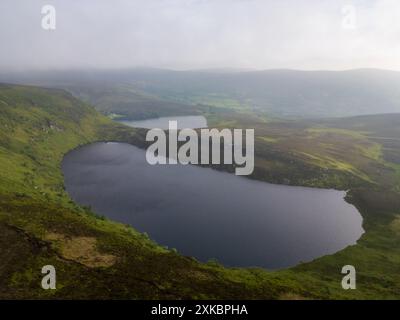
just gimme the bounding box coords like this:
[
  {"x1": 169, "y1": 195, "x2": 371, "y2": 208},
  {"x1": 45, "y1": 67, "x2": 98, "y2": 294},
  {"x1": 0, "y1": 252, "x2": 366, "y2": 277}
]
[
  {"x1": 0, "y1": 84, "x2": 291, "y2": 299},
  {"x1": 7, "y1": 68, "x2": 400, "y2": 118},
  {"x1": 1, "y1": 83, "x2": 400, "y2": 299}
]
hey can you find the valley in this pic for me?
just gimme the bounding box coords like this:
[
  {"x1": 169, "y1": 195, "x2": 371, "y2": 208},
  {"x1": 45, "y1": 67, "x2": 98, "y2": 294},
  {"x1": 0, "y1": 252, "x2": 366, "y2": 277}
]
[{"x1": 0, "y1": 83, "x2": 400, "y2": 299}]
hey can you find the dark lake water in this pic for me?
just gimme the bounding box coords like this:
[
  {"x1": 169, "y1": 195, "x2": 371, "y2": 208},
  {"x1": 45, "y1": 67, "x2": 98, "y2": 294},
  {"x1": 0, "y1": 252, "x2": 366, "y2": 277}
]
[
  {"x1": 62, "y1": 142, "x2": 364, "y2": 269},
  {"x1": 118, "y1": 115, "x2": 207, "y2": 129}
]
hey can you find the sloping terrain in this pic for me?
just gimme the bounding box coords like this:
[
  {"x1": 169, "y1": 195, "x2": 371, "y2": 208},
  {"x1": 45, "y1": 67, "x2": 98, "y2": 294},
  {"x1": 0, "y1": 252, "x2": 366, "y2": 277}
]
[
  {"x1": 0, "y1": 84, "x2": 400, "y2": 299},
  {"x1": 0, "y1": 84, "x2": 292, "y2": 299},
  {"x1": 4, "y1": 68, "x2": 400, "y2": 119}
]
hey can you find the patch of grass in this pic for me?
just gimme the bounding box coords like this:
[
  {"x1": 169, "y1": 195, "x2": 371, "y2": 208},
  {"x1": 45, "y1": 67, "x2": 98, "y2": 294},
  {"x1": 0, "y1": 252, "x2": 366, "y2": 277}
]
[
  {"x1": 307, "y1": 127, "x2": 368, "y2": 139},
  {"x1": 257, "y1": 136, "x2": 279, "y2": 143},
  {"x1": 298, "y1": 151, "x2": 373, "y2": 183}
]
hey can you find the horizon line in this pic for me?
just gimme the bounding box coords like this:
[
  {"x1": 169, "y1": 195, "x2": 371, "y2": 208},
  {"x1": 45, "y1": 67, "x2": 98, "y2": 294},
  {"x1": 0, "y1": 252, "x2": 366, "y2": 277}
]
[{"x1": 2, "y1": 66, "x2": 400, "y2": 74}]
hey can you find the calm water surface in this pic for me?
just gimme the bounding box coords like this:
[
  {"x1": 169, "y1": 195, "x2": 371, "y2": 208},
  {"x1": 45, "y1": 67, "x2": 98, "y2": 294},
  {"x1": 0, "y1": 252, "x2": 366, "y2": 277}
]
[
  {"x1": 118, "y1": 115, "x2": 207, "y2": 129},
  {"x1": 62, "y1": 142, "x2": 364, "y2": 269}
]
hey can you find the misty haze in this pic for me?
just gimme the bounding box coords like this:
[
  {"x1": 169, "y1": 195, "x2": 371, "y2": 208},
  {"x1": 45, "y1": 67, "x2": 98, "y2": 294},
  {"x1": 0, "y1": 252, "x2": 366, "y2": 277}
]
[{"x1": 0, "y1": 0, "x2": 400, "y2": 305}]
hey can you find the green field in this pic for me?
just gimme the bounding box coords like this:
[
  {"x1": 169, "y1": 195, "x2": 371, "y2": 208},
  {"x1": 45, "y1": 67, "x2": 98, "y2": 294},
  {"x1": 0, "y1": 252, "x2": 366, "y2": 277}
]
[{"x1": 1, "y1": 84, "x2": 400, "y2": 299}]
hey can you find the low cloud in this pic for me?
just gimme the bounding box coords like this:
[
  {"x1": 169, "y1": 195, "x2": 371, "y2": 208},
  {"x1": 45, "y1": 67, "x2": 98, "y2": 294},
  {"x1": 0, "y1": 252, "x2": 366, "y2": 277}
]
[{"x1": 0, "y1": 0, "x2": 399, "y2": 71}]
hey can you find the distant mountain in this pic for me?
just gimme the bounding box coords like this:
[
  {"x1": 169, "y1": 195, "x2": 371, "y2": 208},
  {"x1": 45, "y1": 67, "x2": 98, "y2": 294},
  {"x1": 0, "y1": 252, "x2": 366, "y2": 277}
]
[{"x1": 2, "y1": 68, "x2": 400, "y2": 119}]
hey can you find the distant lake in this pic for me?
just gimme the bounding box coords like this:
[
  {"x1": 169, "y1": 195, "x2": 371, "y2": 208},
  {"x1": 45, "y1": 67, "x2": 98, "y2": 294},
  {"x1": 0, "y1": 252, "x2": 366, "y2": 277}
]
[
  {"x1": 62, "y1": 142, "x2": 364, "y2": 269},
  {"x1": 118, "y1": 115, "x2": 207, "y2": 129}
]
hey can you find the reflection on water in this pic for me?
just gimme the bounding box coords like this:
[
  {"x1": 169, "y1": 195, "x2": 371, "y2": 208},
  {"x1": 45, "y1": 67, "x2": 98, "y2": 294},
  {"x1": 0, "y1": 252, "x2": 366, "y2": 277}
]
[
  {"x1": 118, "y1": 115, "x2": 207, "y2": 129},
  {"x1": 62, "y1": 142, "x2": 364, "y2": 269}
]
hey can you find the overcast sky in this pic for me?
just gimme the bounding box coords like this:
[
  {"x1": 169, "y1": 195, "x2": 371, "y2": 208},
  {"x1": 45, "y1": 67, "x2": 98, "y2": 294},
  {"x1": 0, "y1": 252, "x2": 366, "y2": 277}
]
[{"x1": 0, "y1": 0, "x2": 399, "y2": 71}]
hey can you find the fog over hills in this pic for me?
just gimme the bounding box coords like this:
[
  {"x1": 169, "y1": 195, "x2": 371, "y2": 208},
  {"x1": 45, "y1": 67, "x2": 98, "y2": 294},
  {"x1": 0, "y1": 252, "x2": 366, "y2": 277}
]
[{"x1": 2, "y1": 68, "x2": 400, "y2": 119}]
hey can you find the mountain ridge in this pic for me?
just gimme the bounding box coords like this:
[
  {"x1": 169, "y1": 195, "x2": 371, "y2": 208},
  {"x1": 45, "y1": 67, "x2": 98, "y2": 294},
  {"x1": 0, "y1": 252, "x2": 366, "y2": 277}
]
[{"x1": 2, "y1": 68, "x2": 400, "y2": 119}]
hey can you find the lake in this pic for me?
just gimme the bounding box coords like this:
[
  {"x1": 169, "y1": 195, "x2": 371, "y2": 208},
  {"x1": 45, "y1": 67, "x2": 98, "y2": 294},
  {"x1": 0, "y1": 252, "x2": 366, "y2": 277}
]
[
  {"x1": 118, "y1": 115, "x2": 207, "y2": 129},
  {"x1": 62, "y1": 142, "x2": 364, "y2": 269}
]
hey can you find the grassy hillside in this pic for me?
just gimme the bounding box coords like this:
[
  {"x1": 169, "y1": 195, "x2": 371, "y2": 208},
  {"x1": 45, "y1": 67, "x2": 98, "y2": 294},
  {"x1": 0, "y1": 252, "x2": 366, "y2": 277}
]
[
  {"x1": 1, "y1": 84, "x2": 400, "y2": 299},
  {"x1": 0, "y1": 84, "x2": 295, "y2": 299},
  {"x1": 65, "y1": 83, "x2": 202, "y2": 120},
  {"x1": 4, "y1": 68, "x2": 400, "y2": 119}
]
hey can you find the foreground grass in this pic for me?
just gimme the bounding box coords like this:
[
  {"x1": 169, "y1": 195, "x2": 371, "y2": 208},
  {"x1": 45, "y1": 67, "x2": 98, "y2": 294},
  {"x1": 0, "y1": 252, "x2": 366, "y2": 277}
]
[{"x1": 0, "y1": 84, "x2": 400, "y2": 299}]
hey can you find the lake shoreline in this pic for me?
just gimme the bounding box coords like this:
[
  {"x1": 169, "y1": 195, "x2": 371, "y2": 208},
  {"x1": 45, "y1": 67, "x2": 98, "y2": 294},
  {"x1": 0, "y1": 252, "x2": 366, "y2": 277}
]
[{"x1": 62, "y1": 141, "x2": 364, "y2": 269}]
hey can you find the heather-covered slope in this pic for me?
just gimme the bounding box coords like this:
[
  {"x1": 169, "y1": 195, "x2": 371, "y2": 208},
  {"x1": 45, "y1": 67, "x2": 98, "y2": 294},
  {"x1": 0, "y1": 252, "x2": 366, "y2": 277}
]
[{"x1": 1, "y1": 84, "x2": 400, "y2": 299}]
